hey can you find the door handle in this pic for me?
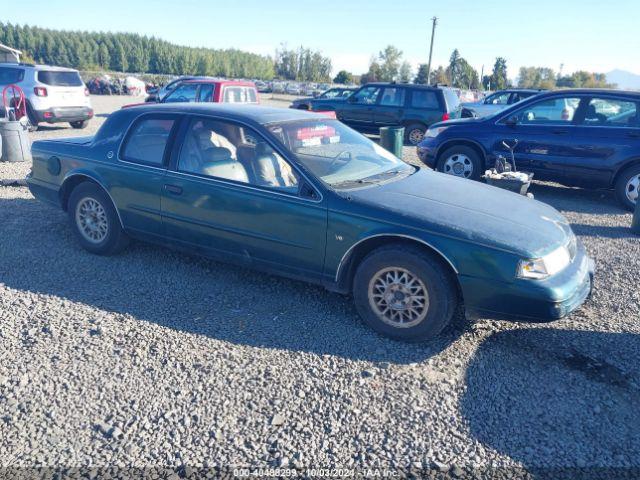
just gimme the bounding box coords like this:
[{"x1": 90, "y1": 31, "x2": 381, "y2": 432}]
[
  {"x1": 627, "y1": 131, "x2": 640, "y2": 138},
  {"x1": 551, "y1": 129, "x2": 568, "y2": 135},
  {"x1": 164, "y1": 184, "x2": 183, "y2": 195}
]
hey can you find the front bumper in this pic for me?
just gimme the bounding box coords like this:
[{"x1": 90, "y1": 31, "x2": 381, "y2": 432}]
[
  {"x1": 416, "y1": 138, "x2": 439, "y2": 168},
  {"x1": 34, "y1": 106, "x2": 93, "y2": 124},
  {"x1": 462, "y1": 241, "x2": 595, "y2": 322}
]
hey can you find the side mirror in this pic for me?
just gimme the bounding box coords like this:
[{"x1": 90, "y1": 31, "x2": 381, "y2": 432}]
[
  {"x1": 504, "y1": 116, "x2": 518, "y2": 126},
  {"x1": 347, "y1": 95, "x2": 357, "y2": 104}
]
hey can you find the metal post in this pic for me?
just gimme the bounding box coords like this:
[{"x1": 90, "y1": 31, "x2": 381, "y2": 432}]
[{"x1": 426, "y1": 17, "x2": 437, "y2": 85}]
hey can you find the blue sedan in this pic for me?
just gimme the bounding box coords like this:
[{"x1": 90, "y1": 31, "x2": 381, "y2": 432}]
[
  {"x1": 418, "y1": 89, "x2": 640, "y2": 210},
  {"x1": 27, "y1": 103, "x2": 594, "y2": 341}
]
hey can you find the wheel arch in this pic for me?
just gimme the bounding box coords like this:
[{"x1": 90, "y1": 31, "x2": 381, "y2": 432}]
[
  {"x1": 611, "y1": 158, "x2": 640, "y2": 188},
  {"x1": 59, "y1": 172, "x2": 124, "y2": 228},
  {"x1": 334, "y1": 234, "x2": 461, "y2": 296},
  {"x1": 435, "y1": 139, "x2": 488, "y2": 170}
]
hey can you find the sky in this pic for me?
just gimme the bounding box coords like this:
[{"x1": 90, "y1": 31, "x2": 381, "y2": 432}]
[{"x1": 7, "y1": 0, "x2": 640, "y2": 79}]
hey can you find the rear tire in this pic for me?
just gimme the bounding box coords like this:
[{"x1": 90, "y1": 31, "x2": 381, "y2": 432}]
[
  {"x1": 353, "y1": 244, "x2": 457, "y2": 341},
  {"x1": 437, "y1": 145, "x2": 483, "y2": 180},
  {"x1": 614, "y1": 164, "x2": 640, "y2": 211},
  {"x1": 68, "y1": 182, "x2": 129, "y2": 255},
  {"x1": 70, "y1": 120, "x2": 89, "y2": 129},
  {"x1": 405, "y1": 123, "x2": 427, "y2": 146}
]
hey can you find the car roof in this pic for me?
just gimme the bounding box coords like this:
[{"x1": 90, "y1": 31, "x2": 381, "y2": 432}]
[
  {"x1": 0, "y1": 62, "x2": 79, "y2": 72},
  {"x1": 363, "y1": 82, "x2": 442, "y2": 90},
  {"x1": 540, "y1": 88, "x2": 640, "y2": 98},
  {"x1": 183, "y1": 79, "x2": 256, "y2": 87},
  {"x1": 119, "y1": 103, "x2": 323, "y2": 124}
]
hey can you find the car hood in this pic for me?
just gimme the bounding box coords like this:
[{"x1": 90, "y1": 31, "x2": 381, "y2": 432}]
[{"x1": 345, "y1": 169, "x2": 572, "y2": 257}]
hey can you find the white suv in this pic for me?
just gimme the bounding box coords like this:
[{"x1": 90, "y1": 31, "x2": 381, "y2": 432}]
[{"x1": 0, "y1": 63, "x2": 93, "y2": 130}]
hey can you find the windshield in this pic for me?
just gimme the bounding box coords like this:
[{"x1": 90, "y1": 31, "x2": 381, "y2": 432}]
[{"x1": 266, "y1": 119, "x2": 414, "y2": 188}]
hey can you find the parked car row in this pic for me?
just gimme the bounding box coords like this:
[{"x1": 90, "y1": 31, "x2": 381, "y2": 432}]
[{"x1": 418, "y1": 88, "x2": 640, "y2": 210}]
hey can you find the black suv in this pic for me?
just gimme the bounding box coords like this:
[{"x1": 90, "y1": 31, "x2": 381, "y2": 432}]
[{"x1": 304, "y1": 83, "x2": 460, "y2": 145}]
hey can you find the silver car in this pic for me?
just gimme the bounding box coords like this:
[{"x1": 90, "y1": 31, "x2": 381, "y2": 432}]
[
  {"x1": 0, "y1": 63, "x2": 93, "y2": 130},
  {"x1": 460, "y1": 89, "x2": 543, "y2": 118}
]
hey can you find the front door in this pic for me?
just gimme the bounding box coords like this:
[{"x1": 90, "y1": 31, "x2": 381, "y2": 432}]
[
  {"x1": 339, "y1": 85, "x2": 381, "y2": 129},
  {"x1": 491, "y1": 95, "x2": 585, "y2": 182},
  {"x1": 160, "y1": 116, "x2": 328, "y2": 280},
  {"x1": 374, "y1": 86, "x2": 406, "y2": 126}
]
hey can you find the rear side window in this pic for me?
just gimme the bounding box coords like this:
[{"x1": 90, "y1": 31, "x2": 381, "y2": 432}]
[
  {"x1": 412, "y1": 90, "x2": 440, "y2": 109},
  {"x1": 0, "y1": 67, "x2": 25, "y2": 84},
  {"x1": 37, "y1": 70, "x2": 83, "y2": 87},
  {"x1": 121, "y1": 117, "x2": 176, "y2": 166},
  {"x1": 583, "y1": 98, "x2": 638, "y2": 127},
  {"x1": 223, "y1": 86, "x2": 257, "y2": 103},
  {"x1": 442, "y1": 89, "x2": 460, "y2": 112}
]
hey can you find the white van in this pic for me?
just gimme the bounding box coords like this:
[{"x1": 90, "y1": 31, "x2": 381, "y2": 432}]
[{"x1": 0, "y1": 63, "x2": 93, "y2": 130}]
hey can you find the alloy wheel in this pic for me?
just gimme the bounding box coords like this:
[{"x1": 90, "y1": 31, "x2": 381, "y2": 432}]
[
  {"x1": 626, "y1": 174, "x2": 640, "y2": 204},
  {"x1": 408, "y1": 128, "x2": 425, "y2": 145},
  {"x1": 368, "y1": 267, "x2": 429, "y2": 328},
  {"x1": 443, "y1": 154, "x2": 474, "y2": 178},
  {"x1": 75, "y1": 197, "x2": 109, "y2": 244}
]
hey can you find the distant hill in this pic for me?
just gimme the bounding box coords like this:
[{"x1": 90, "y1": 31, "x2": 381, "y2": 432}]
[{"x1": 607, "y1": 70, "x2": 640, "y2": 90}]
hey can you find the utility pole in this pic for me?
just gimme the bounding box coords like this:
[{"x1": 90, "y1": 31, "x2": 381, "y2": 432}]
[{"x1": 426, "y1": 16, "x2": 437, "y2": 85}]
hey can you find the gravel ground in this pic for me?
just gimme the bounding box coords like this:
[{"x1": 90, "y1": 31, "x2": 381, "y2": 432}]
[{"x1": 1, "y1": 95, "x2": 639, "y2": 477}]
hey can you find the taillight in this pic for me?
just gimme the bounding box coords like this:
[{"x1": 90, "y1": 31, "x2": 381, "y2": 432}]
[
  {"x1": 84, "y1": 87, "x2": 90, "y2": 97},
  {"x1": 442, "y1": 112, "x2": 450, "y2": 121},
  {"x1": 34, "y1": 87, "x2": 48, "y2": 97}
]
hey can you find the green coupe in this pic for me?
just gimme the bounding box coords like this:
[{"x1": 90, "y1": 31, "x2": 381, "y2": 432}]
[{"x1": 27, "y1": 104, "x2": 594, "y2": 341}]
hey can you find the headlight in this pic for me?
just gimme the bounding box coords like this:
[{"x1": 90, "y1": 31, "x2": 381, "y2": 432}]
[
  {"x1": 517, "y1": 245, "x2": 571, "y2": 280},
  {"x1": 425, "y1": 126, "x2": 448, "y2": 138}
]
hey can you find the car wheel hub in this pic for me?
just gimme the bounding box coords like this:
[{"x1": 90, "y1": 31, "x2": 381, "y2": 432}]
[
  {"x1": 409, "y1": 129, "x2": 424, "y2": 145},
  {"x1": 443, "y1": 154, "x2": 473, "y2": 178},
  {"x1": 369, "y1": 267, "x2": 429, "y2": 328},
  {"x1": 626, "y1": 174, "x2": 640, "y2": 204},
  {"x1": 76, "y1": 197, "x2": 108, "y2": 244}
]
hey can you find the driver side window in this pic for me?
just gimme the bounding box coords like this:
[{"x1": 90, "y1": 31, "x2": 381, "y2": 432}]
[
  {"x1": 486, "y1": 92, "x2": 510, "y2": 105},
  {"x1": 511, "y1": 97, "x2": 581, "y2": 125},
  {"x1": 164, "y1": 83, "x2": 198, "y2": 103},
  {"x1": 352, "y1": 86, "x2": 381, "y2": 105}
]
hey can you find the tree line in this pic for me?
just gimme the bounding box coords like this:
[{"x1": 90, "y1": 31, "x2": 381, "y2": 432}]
[
  {"x1": 351, "y1": 45, "x2": 612, "y2": 91},
  {"x1": 0, "y1": 22, "x2": 316, "y2": 79}
]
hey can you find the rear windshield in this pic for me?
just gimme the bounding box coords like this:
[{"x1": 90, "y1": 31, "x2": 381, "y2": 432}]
[
  {"x1": 442, "y1": 89, "x2": 461, "y2": 112},
  {"x1": 0, "y1": 67, "x2": 25, "y2": 84},
  {"x1": 37, "y1": 70, "x2": 84, "y2": 87}
]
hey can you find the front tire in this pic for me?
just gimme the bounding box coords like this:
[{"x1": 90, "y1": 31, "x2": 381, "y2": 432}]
[
  {"x1": 437, "y1": 145, "x2": 483, "y2": 180},
  {"x1": 353, "y1": 245, "x2": 458, "y2": 341},
  {"x1": 70, "y1": 120, "x2": 89, "y2": 129},
  {"x1": 614, "y1": 164, "x2": 640, "y2": 211},
  {"x1": 68, "y1": 182, "x2": 129, "y2": 255},
  {"x1": 405, "y1": 123, "x2": 426, "y2": 146}
]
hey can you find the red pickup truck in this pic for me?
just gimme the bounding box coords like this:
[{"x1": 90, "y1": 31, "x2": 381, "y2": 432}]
[{"x1": 124, "y1": 79, "x2": 259, "y2": 108}]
